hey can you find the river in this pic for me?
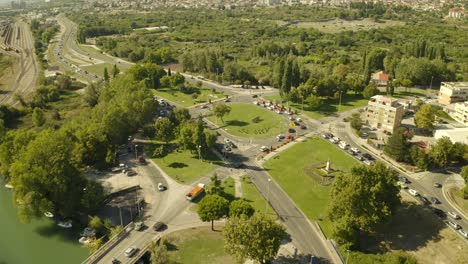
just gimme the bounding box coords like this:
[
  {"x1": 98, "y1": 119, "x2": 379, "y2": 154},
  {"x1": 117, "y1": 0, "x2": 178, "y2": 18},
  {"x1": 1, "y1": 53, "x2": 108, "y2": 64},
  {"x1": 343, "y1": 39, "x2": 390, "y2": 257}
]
[{"x1": 0, "y1": 187, "x2": 88, "y2": 264}]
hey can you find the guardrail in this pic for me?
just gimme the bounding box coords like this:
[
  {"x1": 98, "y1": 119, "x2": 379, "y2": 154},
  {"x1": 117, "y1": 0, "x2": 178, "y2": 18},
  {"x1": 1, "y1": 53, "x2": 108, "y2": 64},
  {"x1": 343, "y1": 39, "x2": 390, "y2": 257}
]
[{"x1": 81, "y1": 222, "x2": 134, "y2": 264}]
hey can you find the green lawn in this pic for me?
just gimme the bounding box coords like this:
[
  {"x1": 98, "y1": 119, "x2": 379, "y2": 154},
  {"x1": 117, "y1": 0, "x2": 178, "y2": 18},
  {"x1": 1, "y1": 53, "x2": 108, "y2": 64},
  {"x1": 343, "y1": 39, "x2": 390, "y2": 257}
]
[
  {"x1": 263, "y1": 137, "x2": 359, "y2": 236},
  {"x1": 266, "y1": 93, "x2": 368, "y2": 119},
  {"x1": 167, "y1": 227, "x2": 235, "y2": 264},
  {"x1": 154, "y1": 87, "x2": 225, "y2": 107},
  {"x1": 81, "y1": 62, "x2": 118, "y2": 77},
  {"x1": 240, "y1": 176, "x2": 275, "y2": 216},
  {"x1": 207, "y1": 103, "x2": 289, "y2": 139},
  {"x1": 151, "y1": 145, "x2": 222, "y2": 184}
]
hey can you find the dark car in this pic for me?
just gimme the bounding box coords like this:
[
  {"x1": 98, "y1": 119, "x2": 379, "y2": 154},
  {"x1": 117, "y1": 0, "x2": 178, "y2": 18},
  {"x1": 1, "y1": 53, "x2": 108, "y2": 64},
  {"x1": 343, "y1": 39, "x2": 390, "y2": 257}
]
[
  {"x1": 430, "y1": 197, "x2": 441, "y2": 204},
  {"x1": 433, "y1": 183, "x2": 442, "y2": 188},
  {"x1": 252, "y1": 94, "x2": 258, "y2": 98},
  {"x1": 362, "y1": 153, "x2": 375, "y2": 160},
  {"x1": 399, "y1": 176, "x2": 410, "y2": 184},
  {"x1": 153, "y1": 221, "x2": 165, "y2": 231},
  {"x1": 300, "y1": 125, "x2": 307, "y2": 129},
  {"x1": 288, "y1": 128, "x2": 296, "y2": 133},
  {"x1": 431, "y1": 208, "x2": 446, "y2": 219},
  {"x1": 418, "y1": 196, "x2": 430, "y2": 206}
]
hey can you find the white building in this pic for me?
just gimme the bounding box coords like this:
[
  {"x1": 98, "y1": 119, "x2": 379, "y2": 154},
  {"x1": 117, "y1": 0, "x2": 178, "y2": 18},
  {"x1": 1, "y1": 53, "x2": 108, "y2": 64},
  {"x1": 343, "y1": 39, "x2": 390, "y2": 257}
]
[
  {"x1": 450, "y1": 101, "x2": 468, "y2": 126},
  {"x1": 438, "y1": 82, "x2": 468, "y2": 105},
  {"x1": 365, "y1": 95, "x2": 404, "y2": 133},
  {"x1": 434, "y1": 128, "x2": 468, "y2": 144}
]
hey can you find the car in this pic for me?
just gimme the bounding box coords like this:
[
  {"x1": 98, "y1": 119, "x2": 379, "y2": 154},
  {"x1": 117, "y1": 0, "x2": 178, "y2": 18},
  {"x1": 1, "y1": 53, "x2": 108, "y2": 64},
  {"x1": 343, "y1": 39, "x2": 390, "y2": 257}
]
[
  {"x1": 431, "y1": 208, "x2": 446, "y2": 219},
  {"x1": 362, "y1": 153, "x2": 374, "y2": 160},
  {"x1": 355, "y1": 155, "x2": 364, "y2": 161},
  {"x1": 447, "y1": 221, "x2": 462, "y2": 230},
  {"x1": 225, "y1": 98, "x2": 231, "y2": 102},
  {"x1": 252, "y1": 94, "x2": 258, "y2": 98},
  {"x1": 430, "y1": 197, "x2": 441, "y2": 204},
  {"x1": 253, "y1": 101, "x2": 259, "y2": 105},
  {"x1": 134, "y1": 222, "x2": 144, "y2": 231},
  {"x1": 126, "y1": 170, "x2": 137, "y2": 176},
  {"x1": 224, "y1": 138, "x2": 231, "y2": 143},
  {"x1": 227, "y1": 141, "x2": 237, "y2": 148},
  {"x1": 408, "y1": 189, "x2": 419, "y2": 196},
  {"x1": 363, "y1": 159, "x2": 373, "y2": 166},
  {"x1": 396, "y1": 181, "x2": 408, "y2": 189},
  {"x1": 124, "y1": 246, "x2": 138, "y2": 257},
  {"x1": 158, "y1": 183, "x2": 166, "y2": 191},
  {"x1": 300, "y1": 125, "x2": 307, "y2": 129},
  {"x1": 459, "y1": 229, "x2": 468, "y2": 238},
  {"x1": 361, "y1": 132, "x2": 369, "y2": 138},
  {"x1": 111, "y1": 167, "x2": 123, "y2": 173},
  {"x1": 223, "y1": 145, "x2": 232, "y2": 152},
  {"x1": 153, "y1": 221, "x2": 165, "y2": 231},
  {"x1": 418, "y1": 196, "x2": 430, "y2": 205},
  {"x1": 399, "y1": 176, "x2": 410, "y2": 184},
  {"x1": 296, "y1": 118, "x2": 302, "y2": 122},
  {"x1": 350, "y1": 147, "x2": 360, "y2": 154},
  {"x1": 448, "y1": 211, "x2": 461, "y2": 220},
  {"x1": 320, "y1": 133, "x2": 329, "y2": 139},
  {"x1": 288, "y1": 116, "x2": 295, "y2": 121},
  {"x1": 112, "y1": 258, "x2": 120, "y2": 264},
  {"x1": 433, "y1": 183, "x2": 442, "y2": 188},
  {"x1": 288, "y1": 128, "x2": 296, "y2": 133},
  {"x1": 276, "y1": 134, "x2": 285, "y2": 140},
  {"x1": 260, "y1": 146, "x2": 269, "y2": 152},
  {"x1": 286, "y1": 134, "x2": 294, "y2": 140}
]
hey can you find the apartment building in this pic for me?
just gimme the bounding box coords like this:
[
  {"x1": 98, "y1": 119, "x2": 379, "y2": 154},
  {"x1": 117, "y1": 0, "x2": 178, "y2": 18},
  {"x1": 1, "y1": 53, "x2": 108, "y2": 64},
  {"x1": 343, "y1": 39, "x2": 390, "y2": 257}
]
[
  {"x1": 365, "y1": 95, "x2": 404, "y2": 133},
  {"x1": 438, "y1": 82, "x2": 468, "y2": 105},
  {"x1": 450, "y1": 101, "x2": 468, "y2": 126}
]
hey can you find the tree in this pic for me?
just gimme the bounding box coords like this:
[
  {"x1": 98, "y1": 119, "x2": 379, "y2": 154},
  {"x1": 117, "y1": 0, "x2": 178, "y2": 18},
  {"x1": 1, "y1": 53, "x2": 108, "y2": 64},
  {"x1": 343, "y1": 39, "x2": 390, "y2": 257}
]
[
  {"x1": 229, "y1": 200, "x2": 254, "y2": 218},
  {"x1": 328, "y1": 163, "x2": 400, "y2": 248},
  {"x1": 414, "y1": 104, "x2": 435, "y2": 132},
  {"x1": 32, "y1": 107, "x2": 45, "y2": 127},
  {"x1": 212, "y1": 103, "x2": 231, "y2": 123},
  {"x1": 461, "y1": 166, "x2": 468, "y2": 199},
  {"x1": 363, "y1": 82, "x2": 378, "y2": 99},
  {"x1": 103, "y1": 67, "x2": 110, "y2": 82},
  {"x1": 83, "y1": 82, "x2": 102, "y2": 107},
  {"x1": 223, "y1": 214, "x2": 287, "y2": 264},
  {"x1": 350, "y1": 113, "x2": 363, "y2": 131},
  {"x1": 149, "y1": 239, "x2": 169, "y2": 264},
  {"x1": 207, "y1": 173, "x2": 224, "y2": 195},
  {"x1": 383, "y1": 127, "x2": 412, "y2": 162},
  {"x1": 154, "y1": 117, "x2": 173, "y2": 144},
  {"x1": 172, "y1": 108, "x2": 191, "y2": 126},
  {"x1": 197, "y1": 194, "x2": 229, "y2": 231},
  {"x1": 410, "y1": 145, "x2": 429, "y2": 170},
  {"x1": 111, "y1": 64, "x2": 120, "y2": 78},
  {"x1": 429, "y1": 137, "x2": 453, "y2": 168},
  {"x1": 83, "y1": 237, "x2": 104, "y2": 253},
  {"x1": 306, "y1": 94, "x2": 321, "y2": 110},
  {"x1": 88, "y1": 216, "x2": 105, "y2": 234},
  {"x1": 451, "y1": 142, "x2": 468, "y2": 164},
  {"x1": 56, "y1": 75, "x2": 72, "y2": 90}
]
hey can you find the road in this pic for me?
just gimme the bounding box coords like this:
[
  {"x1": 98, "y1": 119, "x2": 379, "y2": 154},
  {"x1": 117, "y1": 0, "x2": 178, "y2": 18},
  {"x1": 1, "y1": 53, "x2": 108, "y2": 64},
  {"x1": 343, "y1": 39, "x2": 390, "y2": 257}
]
[{"x1": 0, "y1": 18, "x2": 39, "y2": 106}]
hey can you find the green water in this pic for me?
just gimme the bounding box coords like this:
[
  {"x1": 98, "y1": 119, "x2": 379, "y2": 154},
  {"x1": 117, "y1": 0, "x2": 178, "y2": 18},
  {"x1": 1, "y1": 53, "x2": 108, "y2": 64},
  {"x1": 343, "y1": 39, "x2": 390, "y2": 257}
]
[{"x1": 0, "y1": 187, "x2": 88, "y2": 264}]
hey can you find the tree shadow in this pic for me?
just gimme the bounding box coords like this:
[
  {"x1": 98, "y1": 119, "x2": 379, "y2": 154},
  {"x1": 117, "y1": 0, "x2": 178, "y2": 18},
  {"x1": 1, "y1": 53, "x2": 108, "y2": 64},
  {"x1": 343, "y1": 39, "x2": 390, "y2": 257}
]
[
  {"x1": 168, "y1": 162, "x2": 188, "y2": 168},
  {"x1": 360, "y1": 202, "x2": 446, "y2": 253},
  {"x1": 226, "y1": 120, "x2": 249, "y2": 127}
]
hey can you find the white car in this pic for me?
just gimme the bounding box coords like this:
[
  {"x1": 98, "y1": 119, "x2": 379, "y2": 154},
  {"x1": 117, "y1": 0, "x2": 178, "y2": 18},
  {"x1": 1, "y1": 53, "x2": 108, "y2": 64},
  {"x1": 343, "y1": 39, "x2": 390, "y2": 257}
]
[
  {"x1": 253, "y1": 101, "x2": 259, "y2": 105},
  {"x1": 408, "y1": 189, "x2": 419, "y2": 196},
  {"x1": 296, "y1": 118, "x2": 302, "y2": 122},
  {"x1": 448, "y1": 211, "x2": 461, "y2": 220},
  {"x1": 260, "y1": 146, "x2": 269, "y2": 152},
  {"x1": 447, "y1": 221, "x2": 461, "y2": 230},
  {"x1": 158, "y1": 183, "x2": 166, "y2": 191},
  {"x1": 124, "y1": 246, "x2": 138, "y2": 257},
  {"x1": 350, "y1": 147, "x2": 360, "y2": 154},
  {"x1": 459, "y1": 229, "x2": 468, "y2": 238}
]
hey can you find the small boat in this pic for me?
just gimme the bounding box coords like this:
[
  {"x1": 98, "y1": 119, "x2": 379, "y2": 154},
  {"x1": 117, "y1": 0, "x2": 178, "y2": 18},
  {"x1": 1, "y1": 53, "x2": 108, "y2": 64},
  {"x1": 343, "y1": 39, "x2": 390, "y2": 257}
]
[
  {"x1": 80, "y1": 227, "x2": 96, "y2": 237},
  {"x1": 57, "y1": 220, "x2": 72, "y2": 228},
  {"x1": 4, "y1": 184, "x2": 13, "y2": 189},
  {"x1": 79, "y1": 237, "x2": 91, "y2": 244},
  {"x1": 44, "y1": 212, "x2": 54, "y2": 218}
]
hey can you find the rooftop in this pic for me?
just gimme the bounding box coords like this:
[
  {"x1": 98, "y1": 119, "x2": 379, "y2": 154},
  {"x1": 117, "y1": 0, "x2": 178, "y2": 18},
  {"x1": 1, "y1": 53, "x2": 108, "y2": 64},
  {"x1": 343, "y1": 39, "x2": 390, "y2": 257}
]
[
  {"x1": 441, "y1": 82, "x2": 468, "y2": 90},
  {"x1": 434, "y1": 128, "x2": 468, "y2": 144}
]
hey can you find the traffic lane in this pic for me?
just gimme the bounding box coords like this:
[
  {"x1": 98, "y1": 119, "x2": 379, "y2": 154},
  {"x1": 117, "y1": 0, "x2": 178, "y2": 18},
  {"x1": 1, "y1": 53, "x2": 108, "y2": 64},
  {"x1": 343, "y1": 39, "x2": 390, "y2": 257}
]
[{"x1": 246, "y1": 163, "x2": 333, "y2": 259}]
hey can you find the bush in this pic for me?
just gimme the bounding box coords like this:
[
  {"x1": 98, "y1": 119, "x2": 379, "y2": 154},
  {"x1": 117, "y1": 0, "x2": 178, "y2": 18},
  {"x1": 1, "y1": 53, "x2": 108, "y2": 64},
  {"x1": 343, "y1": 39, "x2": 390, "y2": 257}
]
[
  {"x1": 153, "y1": 145, "x2": 168, "y2": 158},
  {"x1": 252, "y1": 116, "x2": 261, "y2": 123}
]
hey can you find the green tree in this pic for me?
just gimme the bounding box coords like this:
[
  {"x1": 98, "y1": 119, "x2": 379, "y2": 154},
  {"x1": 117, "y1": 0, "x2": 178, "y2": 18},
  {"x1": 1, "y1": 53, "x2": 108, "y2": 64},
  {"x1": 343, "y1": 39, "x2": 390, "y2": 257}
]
[
  {"x1": 383, "y1": 127, "x2": 412, "y2": 162},
  {"x1": 350, "y1": 113, "x2": 363, "y2": 131},
  {"x1": 81, "y1": 180, "x2": 105, "y2": 212},
  {"x1": 223, "y1": 214, "x2": 287, "y2": 264},
  {"x1": 461, "y1": 166, "x2": 468, "y2": 199},
  {"x1": 149, "y1": 239, "x2": 169, "y2": 264},
  {"x1": 410, "y1": 145, "x2": 429, "y2": 170},
  {"x1": 83, "y1": 82, "x2": 102, "y2": 107},
  {"x1": 306, "y1": 94, "x2": 321, "y2": 110},
  {"x1": 363, "y1": 82, "x2": 378, "y2": 99},
  {"x1": 83, "y1": 237, "x2": 104, "y2": 253},
  {"x1": 154, "y1": 117, "x2": 173, "y2": 144},
  {"x1": 212, "y1": 103, "x2": 231, "y2": 123},
  {"x1": 111, "y1": 64, "x2": 120, "y2": 78},
  {"x1": 328, "y1": 163, "x2": 400, "y2": 248},
  {"x1": 207, "y1": 173, "x2": 224, "y2": 195},
  {"x1": 32, "y1": 107, "x2": 46, "y2": 127},
  {"x1": 229, "y1": 200, "x2": 254, "y2": 218},
  {"x1": 88, "y1": 216, "x2": 105, "y2": 234},
  {"x1": 56, "y1": 75, "x2": 72, "y2": 90},
  {"x1": 429, "y1": 137, "x2": 453, "y2": 168},
  {"x1": 414, "y1": 104, "x2": 435, "y2": 132},
  {"x1": 103, "y1": 67, "x2": 110, "y2": 82},
  {"x1": 197, "y1": 194, "x2": 229, "y2": 231}
]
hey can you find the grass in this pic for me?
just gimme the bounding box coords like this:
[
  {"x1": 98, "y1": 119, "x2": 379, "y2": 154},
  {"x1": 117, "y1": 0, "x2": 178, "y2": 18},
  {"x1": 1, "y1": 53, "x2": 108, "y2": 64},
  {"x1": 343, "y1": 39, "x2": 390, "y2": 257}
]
[
  {"x1": 265, "y1": 93, "x2": 368, "y2": 120},
  {"x1": 448, "y1": 187, "x2": 468, "y2": 214},
  {"x1": 263, "y1": 137, "x2": 359, "y2": 236},
  {"x1": 154, "y1": 87, "x2": 225, "y2": 107},
  {"x1": 391, "y1": 87, "x2": 431, "y2": 99},
  {"x1": 207, "y1": 103, "x2": 289, "y2": 139},
  {"x1": 150, "y1": 144, "x2": 222, "y2": 184},
  {"x1": 240, "y1": 176, "x2": 275, "y2": 216},
  {"x1": 166, "y1": 227, "x2": 236, "y2": 264},
  {"x1": 81, "y1": 63, "x2": 117, "y2": 77}
]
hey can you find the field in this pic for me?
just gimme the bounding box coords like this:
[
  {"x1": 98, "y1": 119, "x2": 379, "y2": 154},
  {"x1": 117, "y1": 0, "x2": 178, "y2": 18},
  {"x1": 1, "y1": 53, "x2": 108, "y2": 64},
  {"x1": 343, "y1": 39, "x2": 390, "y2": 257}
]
[
  {"x1": 263, "y1": 137, "x2": 359, "y2": 235},
  {"x1": 81, "y1": 62, "x2": 118, "y2": 77},
  {"x1": 266, "y1": 93, "x2": 368, "y2": 120},
  {"x1": 0, "y1": 54, "x2": 14, "y2": 91},
  {"x1": 166, "y1": 227, "x2": 236, "y2": 264},
  {"x1": 151, "y1": 145, "x2": 222, "y2": 183},
  {"x1": 289, "y1": 18, "x2": 405, "y2": 33},
  {"x1": 154, "y1": 87, "x2": 225, "y2": 107},
  {"x1": 240, "y1": 176, "x2": 275, "y2": 216},
  {"x1": 207, "y1": 103, "x2": 289, "y2": 139}
]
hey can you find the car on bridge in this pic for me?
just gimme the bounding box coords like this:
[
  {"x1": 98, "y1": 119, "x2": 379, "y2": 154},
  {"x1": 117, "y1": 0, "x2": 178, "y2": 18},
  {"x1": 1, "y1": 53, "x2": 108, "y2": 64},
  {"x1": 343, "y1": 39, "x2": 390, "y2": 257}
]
[{"x1": 124, "y1": 246, "x2": 138, "y2": 257}]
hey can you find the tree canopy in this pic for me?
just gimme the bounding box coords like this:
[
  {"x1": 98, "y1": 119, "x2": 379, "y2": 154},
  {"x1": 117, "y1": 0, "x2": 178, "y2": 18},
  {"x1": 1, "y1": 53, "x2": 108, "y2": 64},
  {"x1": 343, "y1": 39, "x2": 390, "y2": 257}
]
[{"x1": 197, "y1": 194, "x2": 229, "y2": 231}]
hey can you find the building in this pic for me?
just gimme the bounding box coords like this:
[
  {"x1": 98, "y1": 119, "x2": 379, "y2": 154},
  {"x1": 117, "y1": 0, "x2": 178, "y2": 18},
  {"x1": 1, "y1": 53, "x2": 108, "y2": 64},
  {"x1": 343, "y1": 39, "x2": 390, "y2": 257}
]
[
  {"x1": 434, "y1": 128, "x2": 468, "y2": 144},
  {"x1": 438, "y1": 82, "x2": 468, "y2": 105},
  {"x1": 448, "y1": 8, "x2": 464, "y2": 18},
  {"x1": 365, "y1": 95, "x2": 404, "y2": 133},
  {"x1": 450, "y1": 101, "x2": 468, "y2": 126},
  {"x1": 371, "y1": 71, "x2": 389, "y2": 86}
]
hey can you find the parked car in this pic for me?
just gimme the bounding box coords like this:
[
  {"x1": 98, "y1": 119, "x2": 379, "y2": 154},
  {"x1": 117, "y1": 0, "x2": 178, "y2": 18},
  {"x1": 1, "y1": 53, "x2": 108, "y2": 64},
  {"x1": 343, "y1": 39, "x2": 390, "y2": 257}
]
[
  {"x1": 252, "y1": 94, "x2": 258, "y2": 98},
  {"x1": 276, "y1": 134, "x2": 285, "y2": 140},
  {"x1": 447, "y1": 221, "x2": 461, "y2": 230},
  {"x1": 399, "y1": 176, "x2": 410, "y2": 184},
  {"x1": 362, "y1": 153, "x2": 375, "y2": 160},
  {"x1": 430, "y1": 197, "x2": 441, "y2": 204},
  {"x1": 126, "y1": 170, "x2": 137, "y2": 176},
  {"x1": 124, "y1": 246, "x2": 138, "y2": 258},
  {"x1": 158, "y1": 183, "x2": 166, "y2": 191},
  {"x1": 355, "y1": 155, "x2": 364, "y2": 161},
  {"x1": 288, "y1": 128, "x2": 296, "y2": 133},
  {"x1": 418, "y1": 196, "x2": 430, "y2": 205},
  {"x1": 300, "y1": 125, "x2": 307, "y2": 129},
  {"x1": 433, "y1": 182, "x2": 442, "y2": 188},
  {"x1": 134, "y1": 222, "x2": 144, "y2": 231},
  {"x1": 153, "y1": 221, "x2": 165, "y2": 231},
  {"x1": 448, "y1": 211, "x2": 461, "y2": 220},
  {"x1": 431, "y1": 208, "x2": 446, "y2": 219},
  {"x1": 459, "y1": 229, "x2": 468, "y2": 238},
  {"x1": 350, "y1": 147, "x2": 360, "y2": 154},
  {"x1": 320, "y1": 133, "x2": 329, "y2": 139},
  {"x1": 408, "y1": 189, "x2": 419, "y2": 196},
  {"x1": 260, "y1": 146, "x2": 269, "y2": 152}
]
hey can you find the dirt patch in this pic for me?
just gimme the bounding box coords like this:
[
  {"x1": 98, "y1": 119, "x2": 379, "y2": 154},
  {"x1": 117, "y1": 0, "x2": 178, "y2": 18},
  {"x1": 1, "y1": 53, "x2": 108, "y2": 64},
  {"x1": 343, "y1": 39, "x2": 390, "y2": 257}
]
[
  {"x1": 290, "y1": 18, "x2": 405, "y2": 33},
  {"x1": 361, "y1": 193, "x2": 468, "y2": 264}
]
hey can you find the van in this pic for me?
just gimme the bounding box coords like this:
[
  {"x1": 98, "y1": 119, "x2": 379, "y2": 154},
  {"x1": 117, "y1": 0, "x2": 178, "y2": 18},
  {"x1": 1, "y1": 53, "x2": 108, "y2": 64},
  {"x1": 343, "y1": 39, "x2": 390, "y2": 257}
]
[{"x1": 448, "y1": 211, "x2": 461, "y2": 220}]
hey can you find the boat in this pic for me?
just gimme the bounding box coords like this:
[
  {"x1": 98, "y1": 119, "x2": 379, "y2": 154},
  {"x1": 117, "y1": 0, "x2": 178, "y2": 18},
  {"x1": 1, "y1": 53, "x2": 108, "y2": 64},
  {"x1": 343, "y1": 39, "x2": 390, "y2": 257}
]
[
  {"x1": 80, "y1": 227, "x2": 96, "y2": 237},
  {"x1": 4, "y1": 184, "x2": 13, "y2": 189},
  {"x1": 44, "y1": 211, "x2": 54, "y2": 218},
  {"x1": 79, "y1": 237, "x2": 91, "y2": 244},
  {"x1": 57, "y1": 220, "x2": 72, "y2": 228}
]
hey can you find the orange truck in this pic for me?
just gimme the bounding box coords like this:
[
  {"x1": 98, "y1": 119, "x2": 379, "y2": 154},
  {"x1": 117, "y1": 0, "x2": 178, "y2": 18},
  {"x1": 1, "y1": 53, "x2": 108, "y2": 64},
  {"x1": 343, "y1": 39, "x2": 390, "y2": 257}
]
[{"x1": 186, "y1": 183, "x2": 205, "y2": 201}]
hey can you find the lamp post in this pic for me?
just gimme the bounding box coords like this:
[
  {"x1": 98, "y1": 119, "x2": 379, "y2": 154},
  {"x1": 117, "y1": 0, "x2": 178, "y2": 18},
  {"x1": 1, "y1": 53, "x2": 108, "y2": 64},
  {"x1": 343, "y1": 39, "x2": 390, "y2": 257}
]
[
  {"x1": 265, "y1": 178, "x2": 271, "y2": 213},
  {"x1": 197, "y1": 145, "x2": 202, "y2": 161},
  {"x1": 345, "y1": 250, "x2": 351, "y2": 264}
]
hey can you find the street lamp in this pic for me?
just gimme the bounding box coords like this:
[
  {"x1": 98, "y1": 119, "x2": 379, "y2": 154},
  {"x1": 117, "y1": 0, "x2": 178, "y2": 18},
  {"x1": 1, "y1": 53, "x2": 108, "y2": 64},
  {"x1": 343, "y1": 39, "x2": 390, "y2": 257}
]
[
  {"x1": 265, "y1": 178, "x2": 271, "y2": 213},
  {"x1": 197, "y1": 145, "x2": 202, "y2": 161}
]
